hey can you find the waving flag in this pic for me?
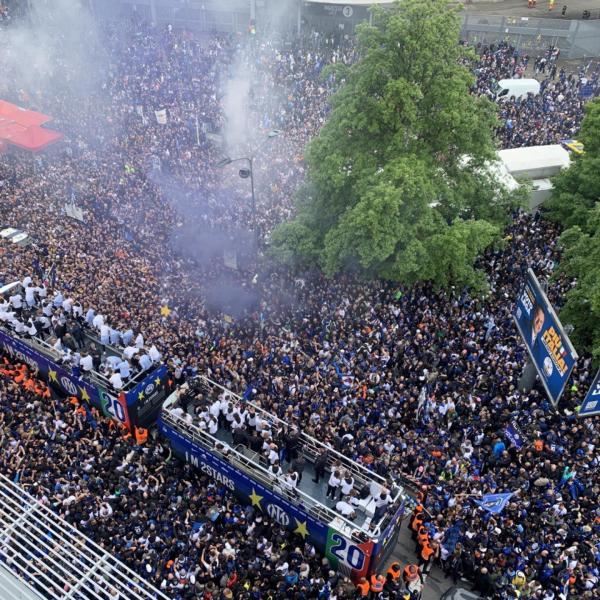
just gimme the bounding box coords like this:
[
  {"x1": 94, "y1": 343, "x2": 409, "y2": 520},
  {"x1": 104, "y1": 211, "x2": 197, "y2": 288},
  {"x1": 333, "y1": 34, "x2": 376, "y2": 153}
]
[
  {"x1": 505, "y1": 423, "x2": 525, "y2": 449},
  {"x1": 474, "y1": 492, "x2": 514, "y2": 514}
]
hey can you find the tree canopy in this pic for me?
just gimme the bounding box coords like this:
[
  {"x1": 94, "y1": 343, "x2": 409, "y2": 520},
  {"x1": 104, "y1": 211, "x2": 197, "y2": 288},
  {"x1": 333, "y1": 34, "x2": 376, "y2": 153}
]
[
  {"x1": 544, "y1": 99, "x2": 600, "y2": 362},
  {"x1": 270, "y1": 0, "x2": 520, "y2": 288}
]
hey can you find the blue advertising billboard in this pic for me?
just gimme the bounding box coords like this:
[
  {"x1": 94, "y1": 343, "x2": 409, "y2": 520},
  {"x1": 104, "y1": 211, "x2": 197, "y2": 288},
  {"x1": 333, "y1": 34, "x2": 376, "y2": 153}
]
[
  {"x1": 579, "y1": 368, "x2": 600, "y2": 417},
  {"x1": 514, "y1": 269, "x2": 578, "y2": 406},
  {"x1": 159, "y1": 418, "x2": 377, "y2": 580}
]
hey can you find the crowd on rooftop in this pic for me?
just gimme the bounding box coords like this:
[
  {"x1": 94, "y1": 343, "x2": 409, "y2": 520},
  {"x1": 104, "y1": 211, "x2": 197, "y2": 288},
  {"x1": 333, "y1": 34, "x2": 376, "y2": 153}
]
[{"x1": 0, "y1": 12, "x2": 599, "y2": 600}]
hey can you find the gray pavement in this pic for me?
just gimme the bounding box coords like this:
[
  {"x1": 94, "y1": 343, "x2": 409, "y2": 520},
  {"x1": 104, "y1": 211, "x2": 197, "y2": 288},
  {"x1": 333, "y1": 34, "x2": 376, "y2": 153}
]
[{"x1": 386, "y1": 517, "x2": 465, "y2": 600}]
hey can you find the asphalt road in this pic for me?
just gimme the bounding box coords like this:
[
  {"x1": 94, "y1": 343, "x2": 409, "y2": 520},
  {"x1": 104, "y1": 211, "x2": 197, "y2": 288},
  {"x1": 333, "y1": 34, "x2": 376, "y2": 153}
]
[{"x1": 386, "y1": 516, "x2": 465, "y2": 600}]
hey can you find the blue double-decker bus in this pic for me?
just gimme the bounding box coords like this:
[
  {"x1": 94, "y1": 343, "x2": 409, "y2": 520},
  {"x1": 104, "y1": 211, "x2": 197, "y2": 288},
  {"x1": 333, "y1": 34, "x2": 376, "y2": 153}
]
[
  {"x1": 159, "y1": 376, "x2": 410, "y2": 581},
  {"x1": 0, "y1": 283, "x2": 167, "y2": 431}
]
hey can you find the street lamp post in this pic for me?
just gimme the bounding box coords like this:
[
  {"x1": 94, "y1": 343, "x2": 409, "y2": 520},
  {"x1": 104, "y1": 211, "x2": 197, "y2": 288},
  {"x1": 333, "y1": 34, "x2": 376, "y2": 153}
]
[{"x1": 215, "y1": 130, "x2": 280, "y2": 247}]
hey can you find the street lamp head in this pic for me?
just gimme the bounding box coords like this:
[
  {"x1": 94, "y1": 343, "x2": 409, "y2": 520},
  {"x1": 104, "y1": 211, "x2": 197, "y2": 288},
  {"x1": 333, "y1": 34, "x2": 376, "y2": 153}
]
[
  {"x1": 267, "y1": 129, "x2": 281, "y2": 138},
  {"x1": 215, "y1": 157, "x2": 232, "y2": 168},
  {"x1": 238, "y1": 168, "x2": 251, "y2": 179}
]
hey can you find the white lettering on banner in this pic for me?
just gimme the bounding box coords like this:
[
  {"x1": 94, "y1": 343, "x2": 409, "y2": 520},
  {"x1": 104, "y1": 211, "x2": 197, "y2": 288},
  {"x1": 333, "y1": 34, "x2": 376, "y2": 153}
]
[
  {"x1": 2, "y1": 342, "x2": 38, "y2": 372},
  {"x1": 267, "y1": 504, "x2": 290, "y2": 526},
  {"x1": 521, "y1": 290, "x2": 533, "y2": 314},
  {"x1": 329, "y1": 533, "x2": 366, "y2": 571},
  {"x1": 60, "y1": 376, "x2": 78, "y2": 396},
  {"x1": 185, "y1": 451, "x2": 236, "y2": 491}
]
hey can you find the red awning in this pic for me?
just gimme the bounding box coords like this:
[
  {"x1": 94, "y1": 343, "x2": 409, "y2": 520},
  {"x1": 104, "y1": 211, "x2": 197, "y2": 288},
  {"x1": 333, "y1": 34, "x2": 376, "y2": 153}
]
[{"x1": 0, "y1": 99, "x2": 62, "y2": 152}]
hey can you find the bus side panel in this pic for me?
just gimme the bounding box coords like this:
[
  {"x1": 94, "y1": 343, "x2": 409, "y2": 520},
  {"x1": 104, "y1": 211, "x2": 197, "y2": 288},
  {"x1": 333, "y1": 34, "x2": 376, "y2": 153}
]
[
  {"x1": 125, "y1": 365, "x2": 168, "y2": 427},
  {"x1": 368, "y1": 501, "x2": 407, "y2": 575},
  {"x1": 0, "y1": 328, "x2": 125, "y2": 420},
  {"x1": 159, "y1": 418, "x2": 374, "y2": 581}
]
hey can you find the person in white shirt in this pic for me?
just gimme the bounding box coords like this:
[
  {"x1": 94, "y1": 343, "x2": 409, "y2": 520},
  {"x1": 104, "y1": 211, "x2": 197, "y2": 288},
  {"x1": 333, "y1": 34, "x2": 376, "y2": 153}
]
[
  {"x1": 105, "y1": 355, "x2": 120, "y2": 372},
  {"x1": 72, "y1": 301, "x2": 82, "y2": 318},
  {"x1": 85, "y1": 308, "x2": 95, "y2": 326},
  {"x1": 9, "y1": 293, "x2": 23, "y2": 312},
  {"x1": 267, "y1": 461, "x2": 282, "y2": 480},
  {"x1": 209, "y1": 399, "x2": 221, "y2": 421},
  {"x1": 138, "y1": 353, "x2": 152, "y2": 371},
  {"x1": 80, "y1": 354, "x2": 94, "y2": 372},
  {"x1": 100, "y1": 324, "x2": 110, "y2": 346},
  {"x1": 373, "y1": 488, "x2": 393, "y2": 521},
  {"x1": 42, "y1": 300, "x2": 53, "y2": 317},
  {"x1": 339, "y1": 474, "x2": 355, "y2": 500},
  {"x1": 123, "y1": 345, "x2": 139, "y2": 360},
  {"x1": 148, "y1": 344, "x2": 161, "y2": 362},
  {"x1": 62, "y1": 297, "x2": 74, "y2": 313},
  {"x1": 283, "y1": 469, "x2": 299, "y2": 498},
  {"x1": 335, "y1": 500, "x2": 357, "y2": 519},
  {"x1": 135, "y1": 333, "x2": 144, "y2": 348},
  {"x1": 326, "y1": 470, "x2": 342, "y2": 500},
  {"x1": 117, "y1": 359, "x2": 131, "y2": 379},
  {"x1": 267, "y1": 444, "x2": 279, "y2": 465},
  {"x1": 36, "y1": 283, "x2": 47, "y2": 299},
  {"x1": 24, "y1": 284, "x2": 36, "y2": 308},
  {"x1": 25, "y1": 319, "x2": 37, "y2": 337},
  {"x1": 92, "y1": 313, "x2": 104, "y2": 331},
  {"x1": 207, "y1": 417, "x2": 218, "y2": 435},
  {"x1": 109, "y1": 371, "x2": 123, "y2": 390}
]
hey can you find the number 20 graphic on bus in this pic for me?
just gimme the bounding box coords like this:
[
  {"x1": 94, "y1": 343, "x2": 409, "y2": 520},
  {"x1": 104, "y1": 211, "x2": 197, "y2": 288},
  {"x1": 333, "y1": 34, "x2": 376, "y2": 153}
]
[{"x1": 329, "y1": 533, "x2": 365, "y2": 570}]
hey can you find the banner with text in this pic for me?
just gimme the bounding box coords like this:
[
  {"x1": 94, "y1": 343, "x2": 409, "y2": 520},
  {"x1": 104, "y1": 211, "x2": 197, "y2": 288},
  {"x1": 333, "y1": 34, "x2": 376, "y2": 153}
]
[{"x1": 514, "y1": 269, "x2": 577, "y2": 406}]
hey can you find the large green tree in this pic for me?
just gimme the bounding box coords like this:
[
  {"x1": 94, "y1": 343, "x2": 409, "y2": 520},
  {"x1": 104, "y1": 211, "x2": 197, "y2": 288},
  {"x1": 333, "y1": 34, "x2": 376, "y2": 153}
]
[
  {"x1": 270, "y1": 0, "x2": 519, "y2": 287},
  {"x1": 544, "y1": 99, "x2": 600, "y2": 361}
]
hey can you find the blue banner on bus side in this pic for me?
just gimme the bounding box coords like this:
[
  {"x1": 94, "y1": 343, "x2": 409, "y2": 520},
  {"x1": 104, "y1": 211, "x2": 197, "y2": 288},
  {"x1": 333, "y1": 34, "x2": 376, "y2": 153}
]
[
  {"x1": 514, "y1": 270, "x2": 577, "y2": 406},
  {"x1": 126, "y1": 365, "x2": 169, "y2": 427},
  {"x1": 159, "y1": 418, "x2": 376, "y2": 579},
  {"x1": 579, "y1": 368, "x2": 600, "y2": 417},
  {"x1": 0, "y1": 329, "x2": 130, "y2": 425}
]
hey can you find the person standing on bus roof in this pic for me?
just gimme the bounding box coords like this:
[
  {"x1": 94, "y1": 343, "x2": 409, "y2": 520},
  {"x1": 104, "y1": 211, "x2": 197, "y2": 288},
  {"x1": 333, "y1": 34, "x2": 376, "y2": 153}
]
[
  {"x1": 312, "y1": 448, "x2": 329, "y2": 484},
  {"x1": 339, "y1": 472, "x2": 355, "y2": 500},
  {"x1": 326, "y1": 469, "x2": 341, "y2": 500}
]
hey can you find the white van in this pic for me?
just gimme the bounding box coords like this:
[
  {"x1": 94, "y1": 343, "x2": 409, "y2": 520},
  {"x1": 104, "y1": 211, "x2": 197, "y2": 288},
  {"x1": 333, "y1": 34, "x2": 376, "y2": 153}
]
[{"x1": 494, "y1": 78, "x2": 540, "y2": 101}]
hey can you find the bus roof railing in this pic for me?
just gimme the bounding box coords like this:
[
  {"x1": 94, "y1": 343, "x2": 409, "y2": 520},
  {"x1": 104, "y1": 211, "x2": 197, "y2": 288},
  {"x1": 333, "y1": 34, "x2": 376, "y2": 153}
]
[
  {"x1": 161, "y1": 402, "x2": 385, "y2": 540},
  {"x1": 162, "y1": 385, "x2": 408, "y2": 538},
  {"x1": 0, "y1": 322, "x2": 154, "y2": 393},
  {"x1": 0, "y1": 473, "x2": 169, "y2": 600},
  {"x1": 195, "y1": 375, "x2": 398, "y2": 495}
]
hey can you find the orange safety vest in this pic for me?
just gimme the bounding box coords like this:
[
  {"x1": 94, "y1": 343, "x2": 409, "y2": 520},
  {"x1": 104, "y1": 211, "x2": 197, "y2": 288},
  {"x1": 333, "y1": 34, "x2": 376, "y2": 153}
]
[
  {"x1": 23, "y1": 378, "x2": 36, "y2": 392},
  {"x1": 121, "y1": 424, "x2": 132, "y2": 440},
  {"x1": 135, "y1": 427, "x2": 148, "y2": 445},
  {"x1": 370, "y1": 574, "x2": 384, "y2": 592},
  {"x1": 411, "y1": 515, "x2": 423, "y2": 532},
  {"x1": 387, "y1": 563, "x2": 401, "y2": 580},
  {"x1": 421, "y1": 543, "x2": 435, "y2": 561},
  {"x1": 356, "y1": 580, "x2": 370, "y2": 597},
  {"x1": 403, "y1": 564, "x2": 420, "y2": 582},
  {"x1": 14, "y1": 366, "x2": 28, "y2": 383},
  {"x1": 417, "y1": 527, "x2": 430, "y2": 546}
]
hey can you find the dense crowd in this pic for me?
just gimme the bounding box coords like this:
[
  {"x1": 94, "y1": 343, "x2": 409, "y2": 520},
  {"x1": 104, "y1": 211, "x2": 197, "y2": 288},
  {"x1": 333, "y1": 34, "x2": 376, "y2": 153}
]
[
  {"x1": 472, "y1": 43, "x2": 600, "y2": 148},
  {"x1": 0, "y1": 15, "x2": 599, "y2": 600}
]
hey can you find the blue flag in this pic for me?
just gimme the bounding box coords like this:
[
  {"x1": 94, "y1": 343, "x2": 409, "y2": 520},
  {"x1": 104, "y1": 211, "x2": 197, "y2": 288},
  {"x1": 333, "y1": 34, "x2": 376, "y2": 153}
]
[
  {"x1": 474, "y1": 492, "x2": 514, "y2": 514},
  {"x1": 505, "y1": 423, "x2": 524, "y2": 449}
]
